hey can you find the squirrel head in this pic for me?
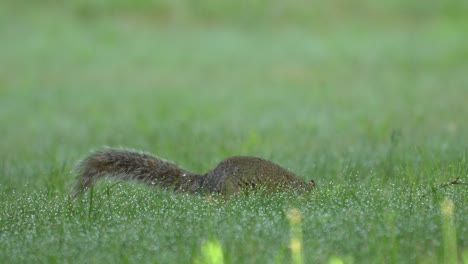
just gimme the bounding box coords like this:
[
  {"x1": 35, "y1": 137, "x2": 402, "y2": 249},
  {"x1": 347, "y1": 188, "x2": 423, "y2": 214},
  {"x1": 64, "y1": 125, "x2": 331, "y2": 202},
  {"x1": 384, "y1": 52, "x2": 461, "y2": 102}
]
[{"x1": 308, "y1": 180, "x2": 315, "y2": 189}]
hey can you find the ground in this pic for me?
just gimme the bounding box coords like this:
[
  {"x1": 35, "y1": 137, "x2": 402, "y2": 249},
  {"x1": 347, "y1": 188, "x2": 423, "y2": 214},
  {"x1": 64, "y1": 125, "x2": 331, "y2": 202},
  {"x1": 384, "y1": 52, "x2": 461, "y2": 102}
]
[{"x1": 0, "y1": 1, "x2": 467, "y2": 263}]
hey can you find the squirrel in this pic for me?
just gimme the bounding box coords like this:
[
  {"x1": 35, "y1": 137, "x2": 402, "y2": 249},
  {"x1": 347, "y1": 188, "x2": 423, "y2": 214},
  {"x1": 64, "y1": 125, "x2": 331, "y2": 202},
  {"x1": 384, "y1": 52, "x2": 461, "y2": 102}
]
[{"x1": 72, "y1": 148, "x2": 315, "y2": 196}]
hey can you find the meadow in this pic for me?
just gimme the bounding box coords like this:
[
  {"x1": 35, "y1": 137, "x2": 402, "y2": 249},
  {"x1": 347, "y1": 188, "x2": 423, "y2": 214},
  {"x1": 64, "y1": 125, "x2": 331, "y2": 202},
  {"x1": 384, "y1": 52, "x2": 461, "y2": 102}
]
[{"x1": 1, "y1": 1, "x2": 467, "y2": 263}]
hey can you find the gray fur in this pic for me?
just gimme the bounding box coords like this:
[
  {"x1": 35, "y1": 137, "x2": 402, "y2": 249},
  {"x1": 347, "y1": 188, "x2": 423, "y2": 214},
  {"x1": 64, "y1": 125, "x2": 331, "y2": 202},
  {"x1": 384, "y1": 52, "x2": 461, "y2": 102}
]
[{"x1": 73, "y1": 148, "x2": 314, "y2": 196}]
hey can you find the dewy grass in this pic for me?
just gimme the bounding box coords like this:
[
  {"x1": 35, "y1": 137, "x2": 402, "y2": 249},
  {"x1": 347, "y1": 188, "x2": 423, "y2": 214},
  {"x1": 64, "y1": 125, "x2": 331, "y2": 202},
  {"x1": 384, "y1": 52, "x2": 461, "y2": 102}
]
[
  {"x1": 196, "y1": 239, "x2": 224, "y2": 264},
  {"x1": 1, "y1": 0, "x2": 468, "y2": 263},
  {"x1": 288, "y1": 208, "x2": 303, "y2": 264},
  {"x1": 440, "y1": 199, "x2": 458, "y2": 264}
]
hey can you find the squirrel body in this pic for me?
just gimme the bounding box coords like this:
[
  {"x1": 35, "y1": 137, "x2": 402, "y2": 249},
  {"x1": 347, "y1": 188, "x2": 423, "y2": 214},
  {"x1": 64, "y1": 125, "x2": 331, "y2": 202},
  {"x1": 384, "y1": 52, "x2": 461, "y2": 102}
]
[{"x1": 73, "y1": 148, "x2": 314, "y2": 196}]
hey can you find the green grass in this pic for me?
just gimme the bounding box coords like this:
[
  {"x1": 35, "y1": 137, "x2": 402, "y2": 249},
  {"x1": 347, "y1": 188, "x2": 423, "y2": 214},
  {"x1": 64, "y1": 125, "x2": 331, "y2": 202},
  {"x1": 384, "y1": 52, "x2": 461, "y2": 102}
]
[{"x1": 1, "y1": 1, "x2": 468, "y2": 263}]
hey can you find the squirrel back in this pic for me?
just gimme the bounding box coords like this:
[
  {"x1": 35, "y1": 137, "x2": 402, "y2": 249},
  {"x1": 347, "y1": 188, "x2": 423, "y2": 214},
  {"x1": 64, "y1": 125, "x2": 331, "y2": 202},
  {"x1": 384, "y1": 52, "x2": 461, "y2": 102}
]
[
  {"x1": 203, "y1": 156, "x2": 313, "y2": 193},
  {"x1": 73, "y1": 148, "x2": 314, "y2": 196}
]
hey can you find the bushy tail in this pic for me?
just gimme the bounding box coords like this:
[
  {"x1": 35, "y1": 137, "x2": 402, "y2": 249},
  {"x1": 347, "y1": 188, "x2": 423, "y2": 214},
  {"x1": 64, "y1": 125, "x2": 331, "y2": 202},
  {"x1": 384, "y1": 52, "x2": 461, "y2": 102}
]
[{"x1": 72, "y1": 148, "x2": 195, "y2": 196}]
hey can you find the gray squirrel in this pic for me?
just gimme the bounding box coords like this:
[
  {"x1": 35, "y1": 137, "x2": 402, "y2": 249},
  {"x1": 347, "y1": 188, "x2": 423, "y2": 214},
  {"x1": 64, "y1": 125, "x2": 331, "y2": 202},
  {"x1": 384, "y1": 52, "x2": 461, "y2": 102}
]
[{"x1": 73, "y1": 148, "x2": 315, "y2": 196}]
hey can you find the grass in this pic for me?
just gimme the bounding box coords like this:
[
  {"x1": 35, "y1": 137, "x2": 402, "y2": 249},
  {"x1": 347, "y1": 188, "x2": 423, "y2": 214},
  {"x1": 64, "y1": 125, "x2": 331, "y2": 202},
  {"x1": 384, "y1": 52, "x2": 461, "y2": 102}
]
[{"x1": 1, "y1": 1, "x2": 468, "y2": 263}]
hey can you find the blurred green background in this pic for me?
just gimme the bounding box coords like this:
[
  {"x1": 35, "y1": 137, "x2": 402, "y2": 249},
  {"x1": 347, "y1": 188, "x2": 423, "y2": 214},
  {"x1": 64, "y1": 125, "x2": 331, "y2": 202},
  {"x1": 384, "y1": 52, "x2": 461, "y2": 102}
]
[
  {"x1": 1, "y1": 1, "x2": 467, "y2": 190},
  {"x1": 1, "y1": 1, "x2": 468, "y2": 263},
  {"x1": 1, "y1": 0, "x2": 468, "y2": 191}
]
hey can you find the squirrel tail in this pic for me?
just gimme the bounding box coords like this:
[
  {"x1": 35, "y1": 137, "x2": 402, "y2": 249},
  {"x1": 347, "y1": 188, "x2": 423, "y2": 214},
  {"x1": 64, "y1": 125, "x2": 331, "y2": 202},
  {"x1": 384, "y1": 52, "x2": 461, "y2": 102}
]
[{"x1": 72, "y1": 148, "x2": 199, "y2": 196}]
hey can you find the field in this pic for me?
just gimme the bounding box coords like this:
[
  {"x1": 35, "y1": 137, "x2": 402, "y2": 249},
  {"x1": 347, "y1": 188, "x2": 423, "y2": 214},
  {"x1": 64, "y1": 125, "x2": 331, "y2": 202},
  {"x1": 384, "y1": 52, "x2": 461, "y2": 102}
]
[{"x1": 1, "y1": 1, "x2": 468, "y2": 263}]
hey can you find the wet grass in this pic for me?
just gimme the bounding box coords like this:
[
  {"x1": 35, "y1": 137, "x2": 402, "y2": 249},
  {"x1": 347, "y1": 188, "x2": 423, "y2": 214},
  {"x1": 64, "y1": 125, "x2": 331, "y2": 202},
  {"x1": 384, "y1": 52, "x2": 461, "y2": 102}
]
[
  {"x1": 1, "y1": 182, "x2": 467, "y2": 263},
  {"x1": 1, "y1": 1, "x2": 468, "y2": 263}
]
